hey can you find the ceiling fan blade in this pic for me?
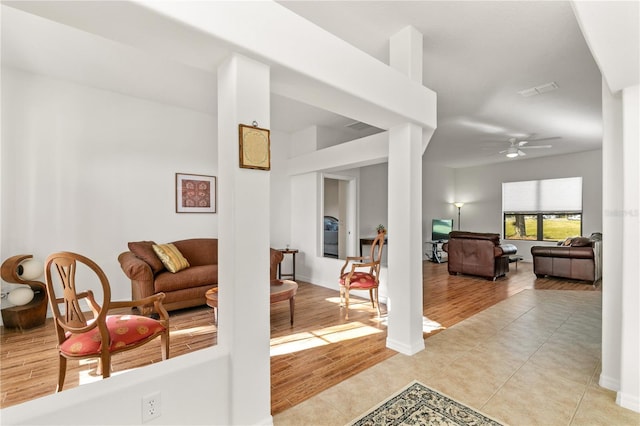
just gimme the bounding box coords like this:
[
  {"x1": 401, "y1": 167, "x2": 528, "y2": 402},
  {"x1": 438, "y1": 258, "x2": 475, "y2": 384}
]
[
  {"x1": 518, "y1": 150, "x2": 527, "y2": 156},
  {"x1": 518, "y1": 141, "x2": 528, "y2": 146},
  {"x1": 521, "y1": 145, "x2": 552, "y2": 149},
  {"x1": 498, "y1": 149, "x2": 508, "y2": 154},
  {"x1": 527, "y1": 136, "x2": 561, "y2": 142}
]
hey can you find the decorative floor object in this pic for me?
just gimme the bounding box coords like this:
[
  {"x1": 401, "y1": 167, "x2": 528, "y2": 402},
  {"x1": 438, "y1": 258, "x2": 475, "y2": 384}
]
[{"x1": 348, "y1": 381, "x2": 505, "y2": 426}]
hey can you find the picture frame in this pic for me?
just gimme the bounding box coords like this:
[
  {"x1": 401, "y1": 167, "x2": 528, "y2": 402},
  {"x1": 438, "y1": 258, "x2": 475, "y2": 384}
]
[
  {"x1": 239, "y1": 124, "x2": 271, "y2": 170},
  {"x1": 175, "y1": 173, "x2": 217, "y2": 213}
]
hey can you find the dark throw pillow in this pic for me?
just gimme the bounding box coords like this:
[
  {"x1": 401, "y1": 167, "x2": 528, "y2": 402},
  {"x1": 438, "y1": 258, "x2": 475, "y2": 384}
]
[{"x1": 128, "y1": 241, "x2": 165, "y2": 274}]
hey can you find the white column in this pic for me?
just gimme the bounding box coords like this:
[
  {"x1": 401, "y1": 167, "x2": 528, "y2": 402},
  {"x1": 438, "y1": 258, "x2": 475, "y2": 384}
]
[
  {"x1": 217, "y1": 53, "x2": 272, "y2": 425},
  {"x1": 390, "y1": 26, "x2": 423, "y2": 82},
  {"x1": 386, "y1": 123, "x2": 425, "y2": 355},
  {"x1": 600, "y1": 80, "x2": 623, "y2": 391},
  {"x1": 385, "y1": 26, "x2": 426, "y2": 355},
  {"x1": 618, "y1": 84, "x2": 640, "y2": 412}
]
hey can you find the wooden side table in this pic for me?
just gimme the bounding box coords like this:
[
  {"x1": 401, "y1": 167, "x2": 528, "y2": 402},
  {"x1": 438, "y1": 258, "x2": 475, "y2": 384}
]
[
  {"x1": 277, "y1": 249, "x2": 299, "y2": 281},
  {"x1": 360, "y1": 237, "x2": 387, "y2": 257}
]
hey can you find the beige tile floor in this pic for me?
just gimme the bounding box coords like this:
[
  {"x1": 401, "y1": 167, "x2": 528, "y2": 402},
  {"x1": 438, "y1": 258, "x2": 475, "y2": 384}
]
[{"x1": 273, "y1": 290, "x2": 640, "y2": 426}]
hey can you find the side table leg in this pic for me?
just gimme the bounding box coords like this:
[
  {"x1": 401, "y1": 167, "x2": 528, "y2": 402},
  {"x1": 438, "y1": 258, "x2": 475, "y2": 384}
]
[{"x1": 291, "y1": 253, "x2": 296, "y2": 281}]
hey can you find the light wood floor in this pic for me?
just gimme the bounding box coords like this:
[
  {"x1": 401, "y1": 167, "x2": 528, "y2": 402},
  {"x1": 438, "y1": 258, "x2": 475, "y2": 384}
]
[{"x1": 0, "y1": 261, "x2": 599, "y2": 413}]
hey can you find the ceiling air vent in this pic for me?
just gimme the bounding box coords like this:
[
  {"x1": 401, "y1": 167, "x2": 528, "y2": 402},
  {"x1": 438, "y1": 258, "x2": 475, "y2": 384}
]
[
  {"x1": 345, "y1": 121, "x2": 376, "y2": 132},
  {"x1": 517, "y1": 81, "x2": 559, "y2": 97}
]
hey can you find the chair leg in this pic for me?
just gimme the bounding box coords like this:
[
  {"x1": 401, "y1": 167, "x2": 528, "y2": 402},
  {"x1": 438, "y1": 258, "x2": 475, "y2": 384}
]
[
  {"x1": 98, "y1": 351, "x2": 111, "y2": 379},
  {"x1": 57, "y1": 355, "x2": 67, "y2": 392},
  {"x1": 161, "y1": 330, "x2": 170, "y2": 360},
  {"x1": 374, "y1": 288, "x2": 381, "y2": 317},
  {"x1": 345, "y1": 290, "x2": 350, "y2": 320},
  {"x1": 369, "y1": 289, "x2": 375, "y2": 308}
]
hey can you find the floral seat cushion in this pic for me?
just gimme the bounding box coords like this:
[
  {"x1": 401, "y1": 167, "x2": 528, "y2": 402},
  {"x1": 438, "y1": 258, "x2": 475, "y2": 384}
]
[
  {"x1": 339, "y1": 271, "x2": 377, "y2": 289},
  {"x1": 60, "y1": 315, "x2": 166, "y2": 356}
]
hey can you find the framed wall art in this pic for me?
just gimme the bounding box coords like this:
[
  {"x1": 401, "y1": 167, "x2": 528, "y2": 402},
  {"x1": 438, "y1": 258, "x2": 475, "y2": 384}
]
[
  {"x1": 239, "y1": 123, "x2": 271, "y2": 170},
  {"x1": 175, "y1": 173, "x2": 217, "y2": 213}
]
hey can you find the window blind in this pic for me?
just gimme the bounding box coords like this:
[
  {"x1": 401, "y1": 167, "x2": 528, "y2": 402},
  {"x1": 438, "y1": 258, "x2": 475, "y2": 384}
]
[{"x1": 502, "y1": 177, "x2": 582, "y2": 213}]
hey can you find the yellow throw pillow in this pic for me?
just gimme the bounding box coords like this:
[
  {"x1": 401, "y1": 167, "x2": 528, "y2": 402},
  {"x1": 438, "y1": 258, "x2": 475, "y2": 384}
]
[{"x1": 152, "y1": 243, "x2": 190, "y2": 273}]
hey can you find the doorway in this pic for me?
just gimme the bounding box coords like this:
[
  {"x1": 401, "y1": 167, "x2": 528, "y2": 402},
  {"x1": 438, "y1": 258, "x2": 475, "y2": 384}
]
[{"x1": 322, "y1": 175, "x2": 356, "y2": 259}]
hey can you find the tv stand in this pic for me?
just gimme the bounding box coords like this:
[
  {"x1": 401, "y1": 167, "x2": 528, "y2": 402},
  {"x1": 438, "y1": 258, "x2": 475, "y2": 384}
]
[{"x1": 425, "y1": 240, "x2": 447, "y2": 263}]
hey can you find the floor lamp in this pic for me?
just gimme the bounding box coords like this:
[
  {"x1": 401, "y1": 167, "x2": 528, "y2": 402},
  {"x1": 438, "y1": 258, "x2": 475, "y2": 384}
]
[{"x1": 454, "y1": 202, "x2": 464, "y2": 230}]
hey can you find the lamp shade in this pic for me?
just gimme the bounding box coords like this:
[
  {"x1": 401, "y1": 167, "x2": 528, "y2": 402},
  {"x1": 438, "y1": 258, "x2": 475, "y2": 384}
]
[
  {"x1": 7, "y1": 287, "x2": 35, "y2": 306},
  {"x1": 17, "y1": 259, "x2": 43, "y2": 281},
  {"x1": 454, "y1": 202, "x2": 465, "y2": 208}
]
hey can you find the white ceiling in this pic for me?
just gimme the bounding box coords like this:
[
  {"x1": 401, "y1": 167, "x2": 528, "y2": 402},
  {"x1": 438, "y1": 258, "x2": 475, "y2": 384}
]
[{"x1": 1, "y1": 1, "x2": 603, "y2": 168}]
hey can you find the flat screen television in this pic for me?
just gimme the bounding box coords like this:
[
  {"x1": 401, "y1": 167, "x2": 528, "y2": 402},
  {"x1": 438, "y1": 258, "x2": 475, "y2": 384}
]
[{"x1": 432, "y1": 219, "x2": 453, "y2": 241}]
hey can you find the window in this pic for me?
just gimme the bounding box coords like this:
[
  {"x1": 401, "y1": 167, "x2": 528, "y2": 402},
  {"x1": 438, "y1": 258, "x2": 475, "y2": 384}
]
[{"x1": 502, "y1": 177, "x2": 582, "y2": 241}]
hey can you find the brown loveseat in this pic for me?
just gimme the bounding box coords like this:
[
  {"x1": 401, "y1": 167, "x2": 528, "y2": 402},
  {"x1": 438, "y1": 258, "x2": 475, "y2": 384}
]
[
  {"x1": 443, "y1": 231, "x2": 517, "y2": 280},
  {"x1": 118, "y1": 239, "x2": 219, "y2": 312},
  {"x1": 118, "y1": 239, "x2": 285, "y2": 313},
  {"x1": 531, "y1": 233, "x2": 602, "y2": 284}
]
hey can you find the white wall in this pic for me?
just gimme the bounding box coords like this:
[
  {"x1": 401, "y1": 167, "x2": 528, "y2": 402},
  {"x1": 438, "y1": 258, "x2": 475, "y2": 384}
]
[
  {"x1": 1, "y1": 347, "x2": 231, "y2": 425},
  {"x1": 422, "y1": 161, "x2": 456, "y2": 251},
  {"x1": 359, "y1": 163, "x2": 388, "y2": 236},
  {"x1": 0, "y1": 68, "x2": 218, "y2": 314},
  {"x1": 452, "y1": 149, "x2": 603, "y2": 260},
  {"x1": 269, "y1": 130, "x2": 292, "y2": 248}
]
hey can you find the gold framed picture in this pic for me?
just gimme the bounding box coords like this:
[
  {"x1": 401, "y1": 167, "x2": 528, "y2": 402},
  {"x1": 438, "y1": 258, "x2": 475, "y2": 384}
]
[
  {"x1": 175, "y1": 173, "x2": 217, "y2": 213},
  {"x1": 239, "y1": 124, "x2": 271, "y2": 170}
]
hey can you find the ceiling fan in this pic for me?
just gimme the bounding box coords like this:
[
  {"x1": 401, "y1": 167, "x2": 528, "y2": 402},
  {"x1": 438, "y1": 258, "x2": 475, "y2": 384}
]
[{"x1": 499, "y1": 137, "x2": 556, "y2": 158}]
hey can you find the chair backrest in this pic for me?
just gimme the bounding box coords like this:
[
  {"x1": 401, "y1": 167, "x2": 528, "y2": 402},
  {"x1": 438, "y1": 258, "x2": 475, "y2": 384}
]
[
  {"x1": 270, "y1": 248, "x2": 284, "y2": 281},
  {"x1": 369, "y1": 232, "x2": 386, "y2": 274},
  {"x1": 45, "y1": 252, "x2": 111, "y2": 342}
]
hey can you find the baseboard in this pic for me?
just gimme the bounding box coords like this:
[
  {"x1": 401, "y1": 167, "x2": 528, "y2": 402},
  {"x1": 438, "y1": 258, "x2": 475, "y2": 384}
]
[
  {"x1": 385, "y1": 337, "x2": 425, "y2": 355},
  {"x1": 616, "y1": 392, "x2": 640, "y2": 413},
  {"x1": 255, "y1": 414, "x2": 274, "y2": 425},
  {"x1": 599, "y1": 373, "x2": 620, "y2": 391}
]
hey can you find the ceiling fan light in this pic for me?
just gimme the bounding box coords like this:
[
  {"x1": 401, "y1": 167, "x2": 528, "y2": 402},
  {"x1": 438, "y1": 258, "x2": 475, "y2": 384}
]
[{"x1": 506, "y1": 147, "x2": 519, "y2": 158}]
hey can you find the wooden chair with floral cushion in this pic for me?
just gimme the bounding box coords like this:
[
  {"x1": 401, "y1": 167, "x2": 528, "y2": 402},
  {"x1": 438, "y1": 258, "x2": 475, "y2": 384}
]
[
  {"x1": 339, "y1": 231, "x2": 385, "y2": 319},
  {"x1": 44, "y1": 251, "x2": 170, "y2": 392}
]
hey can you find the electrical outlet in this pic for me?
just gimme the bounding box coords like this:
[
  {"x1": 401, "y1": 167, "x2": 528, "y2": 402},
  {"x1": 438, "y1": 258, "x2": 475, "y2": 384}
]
[{"x1": 142, "y1": 392, "x2": 161, "y2": 423}]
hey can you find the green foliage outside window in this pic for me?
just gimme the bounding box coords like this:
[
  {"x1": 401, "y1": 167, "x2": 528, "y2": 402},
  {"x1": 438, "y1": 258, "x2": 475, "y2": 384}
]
[{"x1": 505, "y1": 213, "x2": 581, "y2": 241}]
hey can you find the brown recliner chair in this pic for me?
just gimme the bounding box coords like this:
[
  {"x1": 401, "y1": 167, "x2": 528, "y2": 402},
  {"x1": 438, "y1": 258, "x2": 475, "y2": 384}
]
[{"x1": 443, "y1": 231, "x2": 517, "y2": 280}]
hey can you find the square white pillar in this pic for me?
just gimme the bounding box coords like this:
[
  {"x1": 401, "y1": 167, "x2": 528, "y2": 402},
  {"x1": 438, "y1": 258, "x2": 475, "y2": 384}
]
[
  {"x1": 386, "y1": 123, "x2": 425, "y2": 355},
  {"x1": 217, "y1": 53, "x2": 272, "y2": 425}
]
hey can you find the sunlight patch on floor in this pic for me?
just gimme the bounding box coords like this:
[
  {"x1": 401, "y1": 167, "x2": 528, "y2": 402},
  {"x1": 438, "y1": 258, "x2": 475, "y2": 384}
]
[
  {"x1": 170, "y1": 325, "x2": 215, "y2": 336},
  {"x1": 270, "y1": 322, "x2": 384, "y2": 356},
  {"x1": 77, "y1": 363, "x2": 128, "y2": 386},
  {"x1": 378, "y1": 316, "x2": 445, "y2": 333}
]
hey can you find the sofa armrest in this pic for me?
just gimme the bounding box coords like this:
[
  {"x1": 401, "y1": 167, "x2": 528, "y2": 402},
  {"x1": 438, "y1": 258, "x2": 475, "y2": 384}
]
[
  {"x1": 497, "y1": 244, "x2": 517, "y2": 257},
  {"x1": 118, "y1": 251, "x2": 154, "y2": 281},
  {"x1": 118, "y1": 251, "x2": 157, "y2": 302}
]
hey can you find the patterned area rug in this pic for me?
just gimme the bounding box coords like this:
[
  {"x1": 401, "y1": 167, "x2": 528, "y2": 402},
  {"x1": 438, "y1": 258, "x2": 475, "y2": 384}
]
[{"x1": 348, "y1": 381, "x2": 505, "y2": 426}]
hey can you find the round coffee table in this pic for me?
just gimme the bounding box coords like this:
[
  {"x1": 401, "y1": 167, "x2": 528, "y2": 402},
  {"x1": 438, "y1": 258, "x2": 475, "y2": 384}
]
[{"x1": 204, "y1": 280, "x2": 298, "y2": 325}]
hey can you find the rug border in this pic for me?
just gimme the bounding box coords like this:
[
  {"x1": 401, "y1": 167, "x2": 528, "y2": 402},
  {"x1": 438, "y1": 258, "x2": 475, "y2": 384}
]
[{"x1": 346, "y1": 380, "x2": 506, "y2": 426}]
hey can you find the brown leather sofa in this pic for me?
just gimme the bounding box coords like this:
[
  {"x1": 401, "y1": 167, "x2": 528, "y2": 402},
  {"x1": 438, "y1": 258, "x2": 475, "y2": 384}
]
[
  {"x1": 118, "y1": 238, "x2": 284, "y2": 312},
  {"x1": 531, "y1": 233, "x2": 602, "y2": 284},
  {"x1": 443, "y1": 231, "x2": 517, "y2": 280}
]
